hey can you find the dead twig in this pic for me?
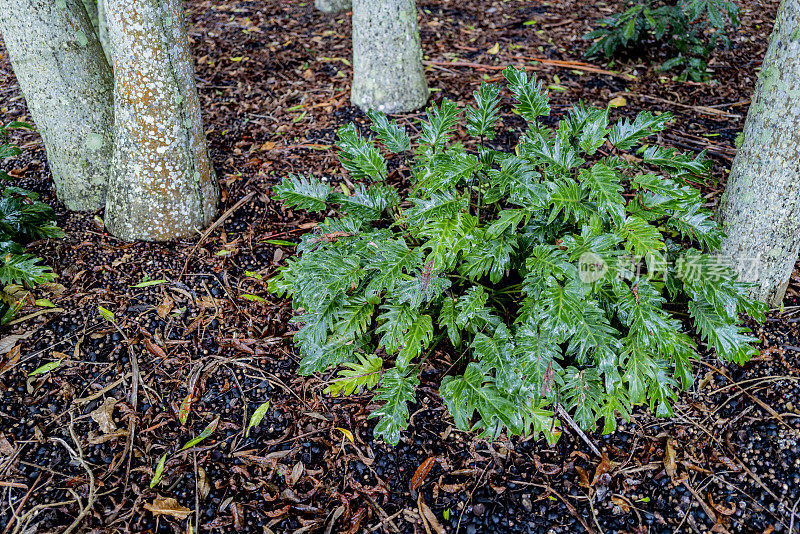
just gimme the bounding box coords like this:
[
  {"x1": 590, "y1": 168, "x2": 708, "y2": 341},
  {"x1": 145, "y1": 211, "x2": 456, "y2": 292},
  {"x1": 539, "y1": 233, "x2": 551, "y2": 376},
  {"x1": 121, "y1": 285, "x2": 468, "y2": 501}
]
[
  {"x1": 555, "y1": 403, "x2": 602, "y2": 458},
  {"x1": 179, "y1": 191, "x2": 257, "y2": 279},
  {"x1": 423, "y1": 59, "x2": 633, "y2": 80},
  {"x1": 49, "y1": 415, "x2": 96, "y2": 534},
  {"x1": 617, "y1": 92, "x2": 742, "y2": 118}
]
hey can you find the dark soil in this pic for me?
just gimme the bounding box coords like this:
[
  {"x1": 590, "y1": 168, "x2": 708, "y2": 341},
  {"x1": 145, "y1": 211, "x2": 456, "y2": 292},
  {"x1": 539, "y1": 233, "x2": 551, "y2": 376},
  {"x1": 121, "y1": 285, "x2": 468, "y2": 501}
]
[{"x1": 0, "y1": 1, "x2": 798, "y2": 533}]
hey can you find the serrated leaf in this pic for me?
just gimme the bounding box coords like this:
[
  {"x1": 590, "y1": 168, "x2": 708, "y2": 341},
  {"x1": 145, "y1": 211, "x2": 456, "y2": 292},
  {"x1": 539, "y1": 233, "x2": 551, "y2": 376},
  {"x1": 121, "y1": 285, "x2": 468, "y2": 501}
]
[
  {"x1": 367, "y1": 109, "x2": 411, "y2": 153},
  {"x1": 325, "y1": 354, "x2": 382, "y2": 397},
  {"x1": 616, "y1": 216, "x2": 663, "y2": 257},
  {"x1": 336, "y1": 123, "x2": 387, "y2": 180},
  {"x1": 466, "y1": 82, "x2": 502, "y2": 140},
  {"x1": 639, "y1": 145, "x2": 710, "y2": 177},
  {"x1": 503, "y1": 66, "x2": 550, "y2": 121},
  {"x1": 0, "y1": 254, "x2": 56, "y2": 286},
  {"x1": 418, "y1": 99, "x2": 460, "y2": 155},
  {"x1": 365, "y1": 238, "x2": 423, "y2": 297},
  {"x1": 274, "y1": 174, "x2": 332, "y2": 212},
  {"x1": 405, "y1": 190, "x2": 467, "y2": 225},
  {"x1": 580, "y1": 163, "x2": 625, "y2": 226},
  {"x1": 439, "y1": 299, "x2": 462, "y2": 347},
  {"x1": 396, "y1": 314, "x2": 433, "y2": 369},
  {"x1": 485, "y1": 209, "x2": 527, "y2": 238},
  {"x1": 608, "y1": 111, "x2": 672, "y2": 150},
  {"x1": 370, "y1": 367, "x2": 419, "y2": 445},
  {"x1": 440, "y1": 362, "x2": 521, "y2": 439}
]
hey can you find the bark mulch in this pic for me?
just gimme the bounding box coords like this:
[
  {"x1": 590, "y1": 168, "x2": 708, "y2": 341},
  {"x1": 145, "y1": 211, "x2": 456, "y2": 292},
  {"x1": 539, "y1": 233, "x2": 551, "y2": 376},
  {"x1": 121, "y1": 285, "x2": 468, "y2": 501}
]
[{"x1": 0, "y1": 1, "x2": 798, "y2": 533}]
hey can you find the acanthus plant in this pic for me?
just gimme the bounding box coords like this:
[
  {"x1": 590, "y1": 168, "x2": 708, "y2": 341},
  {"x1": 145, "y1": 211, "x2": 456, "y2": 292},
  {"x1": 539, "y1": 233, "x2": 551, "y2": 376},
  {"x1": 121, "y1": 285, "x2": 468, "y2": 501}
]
[
  {"x1": 269, "y1": 66, "x2": 765, "y2": 446},
  {"x1": 0, "y1": 121, "x2": 61, "y2": 324}
]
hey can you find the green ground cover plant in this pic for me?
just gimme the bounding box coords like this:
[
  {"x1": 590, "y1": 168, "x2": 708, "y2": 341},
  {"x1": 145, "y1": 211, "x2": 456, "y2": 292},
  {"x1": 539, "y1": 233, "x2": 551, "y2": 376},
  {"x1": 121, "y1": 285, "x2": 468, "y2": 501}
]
[
  {"x1": 270, "y1": 66, "x2": 764, "y2": 445},
  {"x1": 584, "y1": 0, "x2": 740, "y2": 81},
  {"x1": 0, "y1": 121, "x2": 61, "y2": 323}
]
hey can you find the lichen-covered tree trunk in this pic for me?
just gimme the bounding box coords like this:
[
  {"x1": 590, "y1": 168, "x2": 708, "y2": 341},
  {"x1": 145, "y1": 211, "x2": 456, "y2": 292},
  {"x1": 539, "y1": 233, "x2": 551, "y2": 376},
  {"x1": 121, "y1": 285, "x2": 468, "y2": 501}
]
[
  {"x1": 105, "y1": 0, "x2": 218, "y2": 242},
  {"x1": 717, "y1": 0, "x2": 800, "y2": 307},
  {"x1": 351, "y1": 0, "x2": 428, "y2": 113},
  {"x1": 316, "y1": 0, "x2": 351, "y2": 13},
  {"x1": 81, "y1": 0, "x2": 98, "y2": 33},
  {"x1": 0, "y1": 0, "x2": 113, "y2": 211},
  {"x1": 97, "y1": 0, "x2": 111, "y2": 66}
]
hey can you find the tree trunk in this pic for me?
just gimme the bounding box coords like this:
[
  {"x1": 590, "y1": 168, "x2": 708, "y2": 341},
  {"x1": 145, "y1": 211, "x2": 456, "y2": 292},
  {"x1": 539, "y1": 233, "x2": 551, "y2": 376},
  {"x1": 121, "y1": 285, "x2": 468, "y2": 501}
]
[
  {"x1": 351, "y1": 0, "x2": 428, "y2": 113},
  {"x1": 104, "y1": 0, "x2": 218, "y2": 242},
  {"x1": 315, "y1": 0, "x2": 351, "y2": 13},
  {"x1": 97, "y1": 0, "x2": 111, "y2": 66},
  {"x1": 717, "y1": 0, "x2": 800, "y2": 307},
  {"x1": 0, "y1": 0, "x2": 113, "y2": 211},
  {"x1": 81, "y1": 0, "x2": 98, "y2": 33}
]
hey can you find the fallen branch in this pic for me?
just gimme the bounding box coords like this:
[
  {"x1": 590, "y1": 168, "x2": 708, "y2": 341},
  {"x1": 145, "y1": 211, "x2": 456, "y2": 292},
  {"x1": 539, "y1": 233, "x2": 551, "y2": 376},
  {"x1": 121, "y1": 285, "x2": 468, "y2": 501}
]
[
  {"x1": 179, "y1": 191, "x2": 257, "y2": 279},
  {"x1": 555, "y1": 403, "x2": 602, "y2": 458},
  {"x1": 423, "y1": 58, "x2": 634, "y2": 80},
  {"x1": 50, "y1": 416, "x2": 96, "y2": 534},
  {"x1": 618, "y1": 92, "x2": 742, "y2": 118}
]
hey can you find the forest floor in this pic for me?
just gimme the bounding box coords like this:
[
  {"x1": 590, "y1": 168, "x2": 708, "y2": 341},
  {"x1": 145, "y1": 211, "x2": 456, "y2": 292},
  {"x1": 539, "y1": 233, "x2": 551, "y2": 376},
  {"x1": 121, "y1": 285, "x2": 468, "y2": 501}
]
[{"x1": 1, "y1": 0, "x2": 799, "y2": 533}]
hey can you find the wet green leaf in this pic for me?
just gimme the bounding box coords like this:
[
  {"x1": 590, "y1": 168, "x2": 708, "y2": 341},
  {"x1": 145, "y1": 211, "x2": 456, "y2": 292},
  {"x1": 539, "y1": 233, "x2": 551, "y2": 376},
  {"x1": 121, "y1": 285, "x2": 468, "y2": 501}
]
[
  {"x1": 245, "y1": 401, "x2": 270, "y2": 437},
  {"x1": 180, "y1": 417, "x2": 219, "y2": 451}
]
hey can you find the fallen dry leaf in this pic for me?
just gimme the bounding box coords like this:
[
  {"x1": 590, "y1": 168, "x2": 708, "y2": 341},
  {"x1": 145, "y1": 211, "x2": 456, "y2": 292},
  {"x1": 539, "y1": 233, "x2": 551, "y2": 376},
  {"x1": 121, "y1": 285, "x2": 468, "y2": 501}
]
[
  {"x1": 575, "y1": 465, "x2": 590, "y2": 489},
  {"x1": 664, "y1": 439, "x2": 678, "y2": 482},
  {"x1": 198, "y1": 466, "x2": 212, "y2": 501},
  {"x1": 287, "y1": 461, "x2": 304, "y2": 486},
  {"x1": 144, "y1": 338, "x2": 167, "y2": 360},
  {"x1": 0, "y1": 345, "x2": 21, "y2": 374},
  {"x1": 178, "y1": 392, "x2": 193, "y2": 425},
  {"x1": 410, "y1": 457, "x2": 436, "y2": 492},
  {"x1": 0, "y1": 333, "x2": 30, "y2": 355},
  {"x1": 90, "y1": 397, "x2": 118, "y2": 434},
  {"x1": 609, "y1": 95, "x2": 627, "y2": 107},
  {"x1": 157, "y1": 295, "x2": 174, "y2": 318},
  {"x1": 591, "y1": 451, "x2": 616, "y2": 486},
  {"x1": 418, "y1": 493, "x2": 446, "y2": 534},
  {"x1": 611, "y1": 495, "x2": 631, "y2": 513},
  {"x1": 144, "y1": 497, "x2": 192, "y2": 520},
  {"x1": 0, "y1": 434, "x2": 14, "y2": 456}
]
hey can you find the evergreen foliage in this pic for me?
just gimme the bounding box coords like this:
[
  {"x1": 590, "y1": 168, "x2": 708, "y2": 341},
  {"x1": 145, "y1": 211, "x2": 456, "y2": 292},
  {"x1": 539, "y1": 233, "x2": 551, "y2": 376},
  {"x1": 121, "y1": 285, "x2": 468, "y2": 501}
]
[
  {"x1": 584, "y1": 0, "x2": 740, "y2": 81},
  {"x1": 270, "y1": 67, "x2": 764, "y2": 446},
  {"x1": 0, "y1": 121, "x2": 61, "y2": 323}
]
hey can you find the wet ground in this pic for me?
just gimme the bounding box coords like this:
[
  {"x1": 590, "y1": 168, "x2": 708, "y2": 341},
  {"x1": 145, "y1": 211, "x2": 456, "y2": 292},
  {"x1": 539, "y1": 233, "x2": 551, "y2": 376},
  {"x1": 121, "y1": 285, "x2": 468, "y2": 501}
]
[{"x1": 0, "y1": 0, "x2": 798, "y2": 532}]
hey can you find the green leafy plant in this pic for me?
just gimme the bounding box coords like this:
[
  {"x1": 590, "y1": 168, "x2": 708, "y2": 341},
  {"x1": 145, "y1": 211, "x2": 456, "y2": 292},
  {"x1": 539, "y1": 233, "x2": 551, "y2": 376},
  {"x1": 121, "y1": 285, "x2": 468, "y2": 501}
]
[
  {"x1": 0, "y1": 121, "x2": 62, "y2": 323},
  {"x1": 584, "y1": 0, "x2": 740, "y2": 81},
  {"x1": 269, "y1": 67, "x2": 764, "y2": 446}
]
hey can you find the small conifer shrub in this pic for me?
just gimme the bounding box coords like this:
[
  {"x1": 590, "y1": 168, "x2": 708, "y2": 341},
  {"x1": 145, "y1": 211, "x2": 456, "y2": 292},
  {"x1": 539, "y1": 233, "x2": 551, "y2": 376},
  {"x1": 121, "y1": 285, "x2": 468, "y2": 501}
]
[
  {"x1": 584, "y1": 0, "x2": 740, "y2": 81},
  {"x1": 269, "y1": 66, "x2": 764, "y2": 446}
]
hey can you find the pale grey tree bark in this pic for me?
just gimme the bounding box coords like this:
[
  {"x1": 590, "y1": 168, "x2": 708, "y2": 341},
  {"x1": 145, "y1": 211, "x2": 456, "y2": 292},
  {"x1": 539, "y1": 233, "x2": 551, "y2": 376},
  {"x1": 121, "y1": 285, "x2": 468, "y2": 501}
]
[
  {"x1": 316, "y1": 0, "x2": 351, "y2": 13},
  {"x1": 105, "y1": 0, "x2": 218, "y2": 241},
  {"x1": 0, "y1": 0, "x2": 113, "y2": 211},
  {"x1": 718, "y1": 0, "x2": 800, "y2": 307},
  {"x1": 81, "y1": 0, "x2": 98, "y2": 33},
  {"x1": 97, "y1": 0, "x2": 111, "y2": 66},
  {"x1": 351, "y1": 0, "x2": 428, "y2": 113}
]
